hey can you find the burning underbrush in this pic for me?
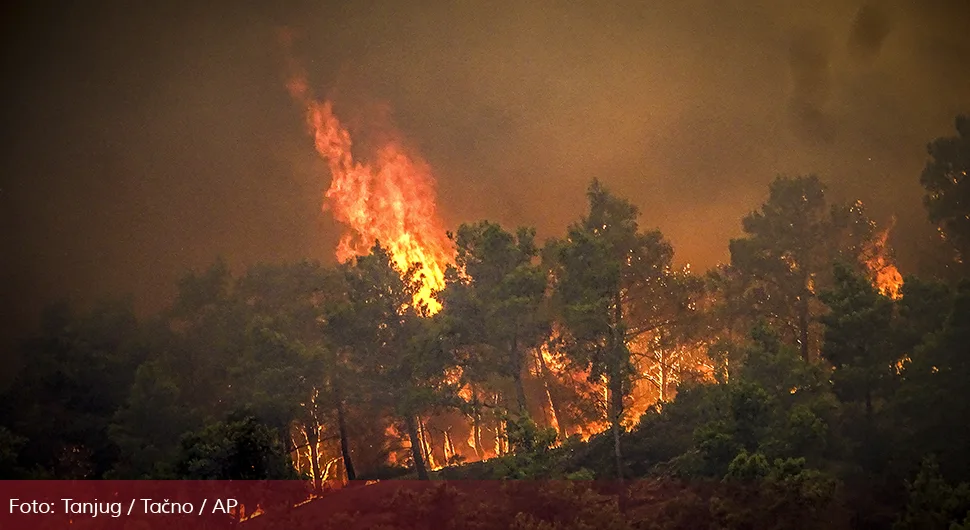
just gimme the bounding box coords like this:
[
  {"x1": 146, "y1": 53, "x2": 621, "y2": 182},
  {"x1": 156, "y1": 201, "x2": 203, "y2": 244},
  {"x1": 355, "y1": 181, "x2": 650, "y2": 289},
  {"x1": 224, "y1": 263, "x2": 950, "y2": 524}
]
[{"x1": 287, "y1": 339, "x2": 720, "y2": 484}]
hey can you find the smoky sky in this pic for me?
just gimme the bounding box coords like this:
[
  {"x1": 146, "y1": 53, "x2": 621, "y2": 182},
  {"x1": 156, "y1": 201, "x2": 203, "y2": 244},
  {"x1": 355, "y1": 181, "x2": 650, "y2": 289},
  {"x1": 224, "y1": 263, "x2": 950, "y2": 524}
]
[{"x1": 2, "y1": 0, "x2": 969, "y2": 356}]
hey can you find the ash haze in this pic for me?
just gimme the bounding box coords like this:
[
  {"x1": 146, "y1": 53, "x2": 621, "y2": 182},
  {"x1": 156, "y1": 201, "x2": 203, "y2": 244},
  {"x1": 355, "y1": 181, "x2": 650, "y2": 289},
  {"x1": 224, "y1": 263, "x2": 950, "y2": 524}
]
[{"x1": 1, "y1": 1, "x2": 968, "y2": 367}]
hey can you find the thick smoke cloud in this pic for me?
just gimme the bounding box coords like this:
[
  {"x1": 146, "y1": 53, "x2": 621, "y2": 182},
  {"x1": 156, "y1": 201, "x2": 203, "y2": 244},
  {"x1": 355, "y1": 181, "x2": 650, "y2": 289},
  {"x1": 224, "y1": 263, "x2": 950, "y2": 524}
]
[
  {"x1": 1, "y1": 1, "x2": 968, "y2": 372},
  {"x1": 848, "y1": 2, "x2": 891, "y2": 63},
  {"x1": 789, "y1": 28, "x2": 835, "y2": 143}
]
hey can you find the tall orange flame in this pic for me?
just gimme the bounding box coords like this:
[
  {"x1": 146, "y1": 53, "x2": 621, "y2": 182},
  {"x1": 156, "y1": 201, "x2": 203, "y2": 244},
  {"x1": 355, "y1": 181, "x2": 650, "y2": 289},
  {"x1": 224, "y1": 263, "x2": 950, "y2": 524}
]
[
  {"x1": 864, "y1": 218, "x2": 904, "y2": 300},
  {"x1": 284, "y1": 44, "x2": 451, "y2": 312}
]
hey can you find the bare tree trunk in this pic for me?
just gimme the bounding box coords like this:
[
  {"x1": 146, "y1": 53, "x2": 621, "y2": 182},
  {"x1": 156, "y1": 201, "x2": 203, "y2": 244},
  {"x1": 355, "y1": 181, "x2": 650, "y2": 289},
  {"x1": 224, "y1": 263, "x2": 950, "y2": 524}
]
[
  {"x1": 322, "y1": 457, "x2": 340, "y2": 482},
  {"x1": 405, "y1": 415, "x2": 429, "y2": 480},
  {"x1": 473, "y1": 417, "x2": 484, "y2": 460},
  {"x1": 471, "y1": 388, "x2": 484, "y2": 460},
  {"x1": 609, "y1": 370, "x2": 624, "y2": 480},
  {"x1": 493, "y1": 392, "x2": 507, "y2": 455},
  {"x1": 305, "y1": 423, "x2": 322, "y2": 493},
  {"x1": 611, "y1": 293, "x2": 625, "y2": 480},
  {"x1": 609, "y1": 368, "x2": 623, "y2": 480},
  {"x1": 333, "y1": 382, "x2": 356, "y2": 481},
  {"x1": 659, "y1": 348, "x2": 669, "y2": 403},
  {"x1": 443, "y1": 429, "x2": 454, "y2": 463},
  {"x1": 798, "y1": 285, "x2": 811, "y2": 362},
  {"x1": 418, "y1": 418, "x2": 436, "y2": 470},
  {"x1": 292, "y1": 432, "x2": 303, "y2": 476},
  {"x1": 535, "y1": 349, "x2": 567, "y2": 439},
  {"x1": 510, "y1": 338, "x2": 528, "y2": 415}
]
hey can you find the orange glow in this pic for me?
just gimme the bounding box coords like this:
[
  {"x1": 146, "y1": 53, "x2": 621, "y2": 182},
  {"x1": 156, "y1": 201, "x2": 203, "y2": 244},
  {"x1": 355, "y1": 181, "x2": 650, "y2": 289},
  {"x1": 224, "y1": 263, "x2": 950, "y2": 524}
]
[
  {"x1": 864, "y1": 219, "x2": 904, "y2": 300},
  {"x1": 385, "y1": 424, "x2": 403, "y2": 466},
  {"x1": 284, "y1": 52, "x2": 451, "y2": 312}
]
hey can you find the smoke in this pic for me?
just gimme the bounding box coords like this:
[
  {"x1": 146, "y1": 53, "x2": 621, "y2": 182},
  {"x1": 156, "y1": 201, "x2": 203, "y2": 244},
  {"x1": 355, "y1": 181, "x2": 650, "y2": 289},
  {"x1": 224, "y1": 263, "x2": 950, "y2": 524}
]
[
  {"x1": 787, "y1": 1, "x2": 895, "y2": 144},
  {"x1": 848, "y1": 2, "x2": 891, "y2": 63},
  {"x1": 1, "y1": 0, "x2": 969, "y2": 364},
  {"x1": 788, "y1": 28, "x2": 835, "y2": 144}
]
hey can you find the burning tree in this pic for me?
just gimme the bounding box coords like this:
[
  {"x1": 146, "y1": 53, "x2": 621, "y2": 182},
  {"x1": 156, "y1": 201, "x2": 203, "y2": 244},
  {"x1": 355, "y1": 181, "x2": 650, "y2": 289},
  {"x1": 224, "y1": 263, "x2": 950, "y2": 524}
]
[
  {"x1": 439, "y1": 222, "x2": 551, "y2": 418},
  {"x1": 284, "y1": 45, "x2": 453, "y2": 313},
  {"x1": 728, "y1": 175, "x2": 898, "y2": 361},
  {"x1": 546, "y1": 179, "x2": 687, "y2": 479},
  {"x1": 324, "y1": 243, "x2": 456, "y2": 480}
]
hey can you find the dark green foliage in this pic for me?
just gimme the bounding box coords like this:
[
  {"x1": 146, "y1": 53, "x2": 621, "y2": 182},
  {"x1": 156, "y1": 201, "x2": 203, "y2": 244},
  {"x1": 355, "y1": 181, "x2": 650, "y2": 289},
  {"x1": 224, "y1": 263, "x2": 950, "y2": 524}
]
[
  {"x1": 0, "y1": 427, "x2": 28, "y2": 478},
  {"x1": 106, "y1": 261, "x2": 345, "y2": 480},
  {"x1": 173, "y1": 257, "x2": 232, "y2": 316},
  {"x1": 484, "y1": 415, "x2": 562, "y2": 479},
  {"x1": 682, "y1": 325, "x2": 834, "y2": 474},
  {"x1": 820, "y1": 263, "x2": 898, "y2": 416},
  {"x1": 893, "y1": 281, "x2": 970, "y2": 482},
  {"x1": 691, "y1": 381, "x2": 773, "y2": 477},
  {"x1": 2, "y1": 299, "x2": 144, "y2": 478},
  {"x1": 547, "y1": 179, "x2": 686, "y2": 478},
  {"x1": 108, "y1": 360, "x2": 190, "y2": 478},
  {"x1": 894, "y1": 457, "x2": 970, "y2": 530},
  {"x1": 325, "y1": 242, "x2": 457, "y2": 480},
  {"x1": 623, "y1": 383, "x2": 715, "y2": 477},
  {"x1": 434, "y1": 423, "x2": 597, "y2": 481},
  {"x1": 440, "y1": 221, "x2": 549, "y2": 415},
  {"x1": 921, "y1": 115, "x2": 970, "y2": 265},
  {"x1": 728, "y1": 175, "x2": 875, "y2": 361},
  {"x1": 506, "y1": 414, "x2": 558, "y2": 454},
  {"x1": 896, "y1": 276, "x2": 953, "y2": 350},
  {"x1": 713, "y1": 451, "x2": 843, "y2": 530},
  {"x1": 174, "y1": 415, "x2": 300, "y2": 480}
]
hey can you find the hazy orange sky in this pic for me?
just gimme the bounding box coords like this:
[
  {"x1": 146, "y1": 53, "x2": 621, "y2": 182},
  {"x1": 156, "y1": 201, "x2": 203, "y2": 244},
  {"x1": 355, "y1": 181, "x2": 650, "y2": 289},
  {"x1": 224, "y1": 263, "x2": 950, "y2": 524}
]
[{"x1": 2, "y1": 1, "x2": 968, "y2": 355}]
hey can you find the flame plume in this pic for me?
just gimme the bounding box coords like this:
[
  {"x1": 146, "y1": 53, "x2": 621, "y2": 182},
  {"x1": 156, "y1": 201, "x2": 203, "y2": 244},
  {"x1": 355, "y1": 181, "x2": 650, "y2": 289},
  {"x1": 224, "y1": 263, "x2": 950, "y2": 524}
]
[
  {"x1": 864, "y1": 218, "x2": 904, "y2": 300},
  {"x1": 284, "y1": 44, "x2": 450, "y2": 312}
]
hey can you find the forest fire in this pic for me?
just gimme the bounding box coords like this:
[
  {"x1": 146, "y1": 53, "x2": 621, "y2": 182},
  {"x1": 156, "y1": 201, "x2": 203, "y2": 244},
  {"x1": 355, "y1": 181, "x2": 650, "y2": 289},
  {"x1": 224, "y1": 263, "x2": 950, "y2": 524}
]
[
  {"x1": 284, "y1": 55, "x2": 451, "y2": 312},
  {"x1": 279, "y1": 58, "x2": 909, "y2": 482},
  {"x1": 8, "y1": 5, "x2": 970, "y2": 529},
  {"x1": 864, "y1": 219, "x2": 904, "y2": 299}
]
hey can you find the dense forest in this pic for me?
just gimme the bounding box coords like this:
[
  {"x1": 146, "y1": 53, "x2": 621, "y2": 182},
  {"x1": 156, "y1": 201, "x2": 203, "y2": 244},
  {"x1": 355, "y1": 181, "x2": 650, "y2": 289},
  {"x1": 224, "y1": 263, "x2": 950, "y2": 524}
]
[{"x1": 2, "y1": 115, "x2": 969, "y2": 529}]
